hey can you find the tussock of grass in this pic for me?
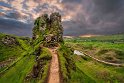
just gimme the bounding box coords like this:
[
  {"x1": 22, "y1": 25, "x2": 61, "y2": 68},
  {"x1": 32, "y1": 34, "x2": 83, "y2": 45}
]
[
  {"x1": 58, "y1": 44, "x2": 95, "y2": 83},
  {"x1": 0, "y1": 34, "x2": 24, "y2": 61},
  {"x1": 25, "y1": 47, "x2": 52, "y2": 83},
  {"x1": 75, "y1": 56, "x2": 124, "y2": 83},
  {"x1": 0, "y1": 55, "x2": 36, "y2": 83},
  {"x1": 39, "y1": 48, "x2": 52, "y2": 60},
  {"x1": 0, "y1": 33, "x2": 52, "y2": 83}
]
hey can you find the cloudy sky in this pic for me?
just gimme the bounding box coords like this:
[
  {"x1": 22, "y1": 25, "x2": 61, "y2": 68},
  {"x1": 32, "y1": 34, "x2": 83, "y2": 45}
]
[{"x1": 0, "y1": 0, "x2": 124, "y2": 36}]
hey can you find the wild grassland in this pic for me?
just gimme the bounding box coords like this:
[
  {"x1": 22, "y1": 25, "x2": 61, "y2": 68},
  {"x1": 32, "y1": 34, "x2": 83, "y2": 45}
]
[
  {"x1": 65, "y1": 34, "x2": 124, "y2": 63},
  {"x1": 64, "y1": 34, "x2": 124, "y2": 83},
  {"x1": 0, "y1": 33, "x2": 24, "y2": 62},
  {"x1": 0, "y1": 33, "x2": 51, "y2": 83},
  {"x1": 0, "y1": 33, "x2": 30, "y2": 73},
  {"x1": 58, "y1": 44, "x2": 95, "y2": 83},
  {"x1": 0, "y1": 54, "x2": 35, "y2": 83},
  {"x1": 74, "y1": 55, "x2": 124, "y2": 83},
  {"x1": 1, "y1": 32, "x2": 124, "y2": 83}
]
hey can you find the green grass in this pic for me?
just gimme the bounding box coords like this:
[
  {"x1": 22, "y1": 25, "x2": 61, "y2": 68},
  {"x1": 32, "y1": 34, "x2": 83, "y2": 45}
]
[
  {"x1": 1, "y1": 32, "x2": 124, "y2": 83},
  {"x1": 37, "y1": 47, "x2": 51, "y2": 83},
  {"x1": 58, "y1": 44, "x2": 95, "y2": 83},
  {"x1": 25, "y1": 47, "x2": 52, "y2": 83},
  {"x1": 75, "y1": 55, "x2": 124, "y2": 83},
  {"x1": 0, "y1": 33, "x2": 28, "y2": 73},
  {"x1": 0, "y1": 33, "x2": 52, "y2": 83},
  {"x1": 0, "y1": 44, "x2": 23, "y2": 61},
  {"x1": 65, "y1": 41, "x2": 124, "y2": 63},
  {"x1": 65, "y1": 41, "x2": 124, "y2": 51},
  {"x1": 65, "y1": 34, "x2": 124, "y2": 43},
  {"x1": 39, "y1": 47, "x2": 52, "y2": 59},
  {"x1": 64, "y1": 34, "x2": 124, "y2": 83},
  {"x1": 0, "y1": 33, "x2": 35, "y2": 74},
  {"x1": 0, "y1": 34, "x2": 24, "y2": 61},
  {"x1": 0, "y1": 54, "x2": 35, "y2": 83}
]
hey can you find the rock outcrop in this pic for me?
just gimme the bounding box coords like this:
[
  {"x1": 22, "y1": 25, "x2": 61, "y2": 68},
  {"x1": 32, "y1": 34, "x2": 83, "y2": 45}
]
[
  {"x1": 32, "y1": 12, "x2": 63, "y2": 47},
  {"x1": 1, "y1": 35, "x2": 19, "y2": 46}
]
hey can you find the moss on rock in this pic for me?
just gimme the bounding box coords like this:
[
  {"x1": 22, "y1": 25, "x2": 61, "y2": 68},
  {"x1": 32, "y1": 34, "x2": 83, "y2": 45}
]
[{"x1": 32, "y1": 12, "x2": 63, "y2": 47}]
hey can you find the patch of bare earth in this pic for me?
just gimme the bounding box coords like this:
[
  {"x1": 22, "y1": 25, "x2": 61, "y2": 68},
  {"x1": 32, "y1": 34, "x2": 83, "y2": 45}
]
[{"x1": 48, "y1": 47, "x2": 60, "y2": 83}]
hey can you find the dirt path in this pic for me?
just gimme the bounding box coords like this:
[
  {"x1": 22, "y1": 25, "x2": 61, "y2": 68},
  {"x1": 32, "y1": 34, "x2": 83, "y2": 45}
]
[{"x1": 48, "y1": 47, "x2": 60, "y2": 83}]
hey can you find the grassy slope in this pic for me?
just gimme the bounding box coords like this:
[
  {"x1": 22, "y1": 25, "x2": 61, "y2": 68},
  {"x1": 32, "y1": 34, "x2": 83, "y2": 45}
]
[
  {"x1": 28, "y1": 47, "x2": 52, "y2": 83},
  {"x1": 1, "y1": 32, "x2": 124, "y2": 83},
  {"x1": 65, "y1": 34, "x2": 124, "y2": 63},
  {"x1": 0, "y1": 33, "x2": 29, "y2": 72},
  {"x1": 65, "y1": 34, "x2": 124, "y2": 83},
  {"x1": 58, "y1": 44, "x2": 95, "y2": 83},
  {"x1": 75, "y1": 55, "x2": 124, "y2": 83},
  {"x1": 0, "y1": 33, "x2": 35, "y2": 83},
  {"x1": 0, "y1": 33, "x2": 24, "y2": 62},
  {"x1": 0, "y1": 33, "x2": 51, "y2": 83},
  {"x1": 66, "y1": 42, "x2": 124, "y2": 63},
  {"x1": 0, "y1": 48, "x2": 51, "y2": 83},
  {"x1": 0, "y1": 55, "x2": 35, "y2": 83}
]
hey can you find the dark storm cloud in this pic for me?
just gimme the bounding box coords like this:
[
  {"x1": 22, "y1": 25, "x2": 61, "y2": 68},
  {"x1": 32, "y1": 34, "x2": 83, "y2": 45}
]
[
  {"x1": 0, "y1": 0, "x2": 124, "y2": 36},
  {"x1": 62, "y1": 0, "x2": 82, "y2": 3},
  {"x1": 0, "y1": 18, "x2": 33, "y2": 36},
  {"x1": 62, "y1": 0, "x2": 124, "y2": 35},
  {"x1": 93, "y1": 0, "x2": 123, "y2": 14},
  {"x1": 0, "y1": 1, "x2": 11, "y2": 8},
  {"x1": 5, "y1": 12, "x2": 23, "y2": 19}
]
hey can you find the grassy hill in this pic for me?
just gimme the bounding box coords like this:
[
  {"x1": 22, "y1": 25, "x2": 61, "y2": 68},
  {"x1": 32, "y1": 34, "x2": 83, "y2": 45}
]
[
  {"x1": 0, "y1": 33, "x2": 124, "y2": 83},
  {"x1": 64, "y1": 34, "x2": 124, "y2": 83},
  {"x1": 0, "y1": 33, "x2": 51, "y2": 83}
]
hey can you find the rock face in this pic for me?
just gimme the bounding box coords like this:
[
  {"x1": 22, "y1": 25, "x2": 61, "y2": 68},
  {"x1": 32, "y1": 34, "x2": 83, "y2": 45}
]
[
  {"x1": 1, "y1": 35, "x2": 19, "y2": 46},
  {"x1": 32, "y1": 12, "x2": 63, "y2": 47}
]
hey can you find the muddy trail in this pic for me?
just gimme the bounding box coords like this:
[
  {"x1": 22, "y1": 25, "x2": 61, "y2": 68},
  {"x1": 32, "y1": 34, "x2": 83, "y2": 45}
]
[{"x1": 48, "y1": 47, "x2": 60, "y2": 83}]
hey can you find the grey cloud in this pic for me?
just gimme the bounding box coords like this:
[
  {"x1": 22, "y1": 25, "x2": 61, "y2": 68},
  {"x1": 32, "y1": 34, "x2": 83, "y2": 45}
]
[
  {"x1": 93, "y1": 0, "x2": 124, "y2": 14},
  {"x1": 0, "y1": 18, "x2": 33, "y2": 37},
  {"x1": 0, "y1": 0, "x2": 124, "y2": 36},
  {"x1": 0, "y1": 1, "x2": 12, "y2": 8},
  {"x1": 63, "y1": 0, "x2": 124, "y2": 35},
  {"x1": 62, "y1": 0, "x2": 82, "y2": 3},
  {"x1": 5, "y1": 12, "x2": 23, "y2": 19}
]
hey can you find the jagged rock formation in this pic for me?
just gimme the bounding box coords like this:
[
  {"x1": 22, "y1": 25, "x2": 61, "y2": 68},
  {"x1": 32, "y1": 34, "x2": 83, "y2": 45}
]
[{"x1": 32, "y1": 12, "x2": 63, "y2": 47}]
